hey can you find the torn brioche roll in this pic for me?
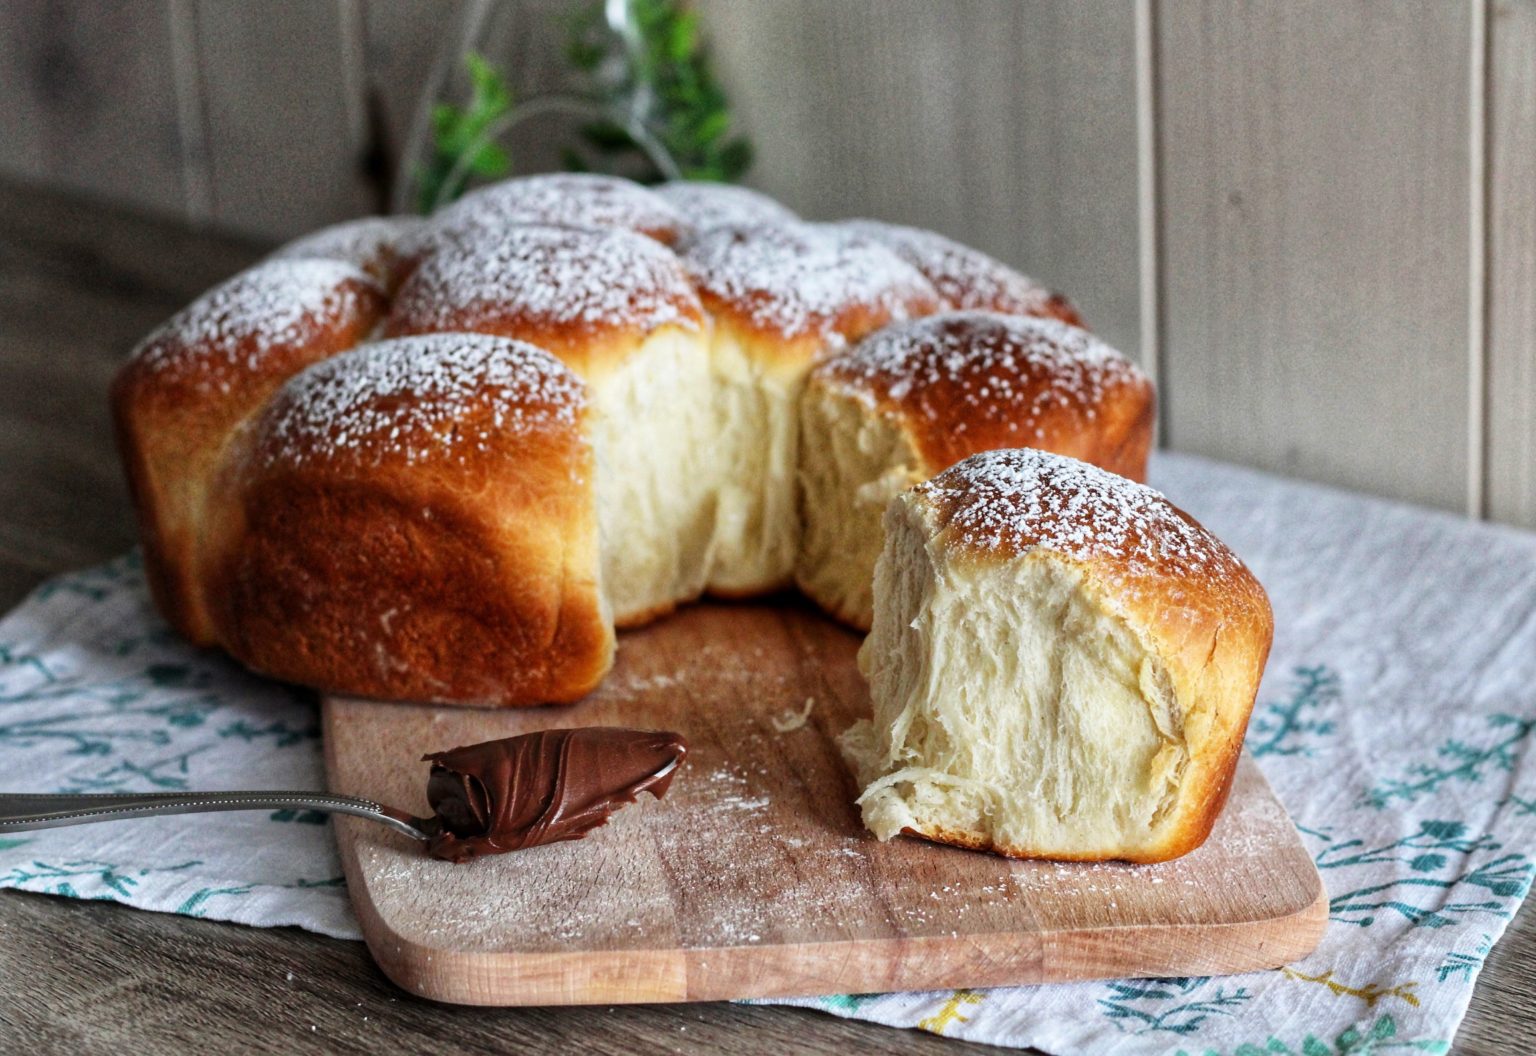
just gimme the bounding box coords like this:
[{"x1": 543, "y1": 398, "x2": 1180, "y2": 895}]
[
  {"x1": 798, "y1": 312, "x2": 1153, "y2": 630},
  {"x1": 385, "y1": 223, "x2": 715, "y2": 627},
  {"x1": 683, "y1": 221, "x2": 942, "y2": 595},
  {"x1": 842, "y1": 448, "x2": 1271, "y2": 863}
]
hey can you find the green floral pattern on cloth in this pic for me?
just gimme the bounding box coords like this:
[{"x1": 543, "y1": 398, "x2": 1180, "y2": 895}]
[
  {"x1": 5, "y1": 453, "x2": 1536, "y2": 1052},
  {"x1": 0, "y1": 552, "x2": 357, "y2": 938}
]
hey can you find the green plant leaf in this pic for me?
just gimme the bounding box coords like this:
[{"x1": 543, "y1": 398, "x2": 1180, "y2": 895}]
[
  {"x1": 468, "y1": 142, "x2": 511, "y2": 177},
  {"x1": 717, "y1": 137, "x2": 753, "y2": 180},
  {"x1": 561, "y1": 0, "x2": 754, "y2": 185},
  {"x1": 417, "y1": 51, "x2": 515, "y2": 212}
]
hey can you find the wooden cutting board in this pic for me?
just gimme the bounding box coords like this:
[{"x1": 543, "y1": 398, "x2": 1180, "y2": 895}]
[{"x1": 323, "y1": 600, "x2": 1326, "y2": 1006}]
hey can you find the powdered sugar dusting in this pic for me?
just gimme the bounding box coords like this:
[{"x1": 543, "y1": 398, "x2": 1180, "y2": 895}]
[
  {"x1": 427, "y1": 172, "x2": 684, "y2": 244},
  {"x1": 826, "y1": 311, "x2": 1141, "y2": 422},
  {"x1": 919, "y1": 448, "x2": 1235, "y2": 577},
  {"x1": 261, "y1": 333, "x2": 585, "y2": 467},
  {"x1": 839, "y1": 219, "x2": 1077, "y2": 322},
  {"x1": 654, "y1": 180, "x2": 797, "y2": 237},
  {"x1": 130, "y1": 259, "x2": 376, "y2": 382},
  {"x1": 269, "y1": 215, "x2": 422, "y2": 273},
  {"x1": 683, "y1": 222, "x2": 940, "y2": 341},
  {"x1": 390, "y1": 224, "x2": 701, "y2": 338}
]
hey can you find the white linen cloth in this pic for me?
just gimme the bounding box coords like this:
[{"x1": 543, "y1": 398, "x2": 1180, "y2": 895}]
[{"x1": 4, "y1": 451, "x2": 1535, "y2": 1054}]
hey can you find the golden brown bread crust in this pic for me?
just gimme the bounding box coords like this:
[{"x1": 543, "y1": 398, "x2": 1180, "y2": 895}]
[
  {"x1": 384, "y1": 224, "x2": 704, "y2": 380},
  {"x1": 908, "y1": 449, "x2": 1273, "y2": 863},
  {"x1": 812, "y1": 311, "x2": 1155, "y2": 483},
  {"x1": 683, "y1": 222, "x2": 943, "y2": 369},
  {"x1": 204, "y1": 334, "x2": 612, "y2": 707},
  {"x1": 110, "y1": 260, "x2": 386, "y2": 644},
  {"x1": 837, "y1": 220, "x2": 1084, "y2": 327}
]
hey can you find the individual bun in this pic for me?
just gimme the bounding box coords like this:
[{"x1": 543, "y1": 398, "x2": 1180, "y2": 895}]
[
  {"x1": 111, "y1": 259, "x2": 386, "y2": 643},
  {"x1": 385, "y1": 223, "x2": 705, "y2": 378},
  {"x1": 426, "y1": 172, "x2": 686, "y2": 248},
  {"x1": 654, "y1": 180, "x2": 798, "y2": 243},
  {"x1": 798, "y1": 311, "x2": 1154, "y2": 627},
  {"x1": 269, "y1": 215, "x2": 424, "y2": 290},
  {"x1": 838, "y1": 219, "x2": 1083, "y2": 326},
  {"x1": 683, "y1": 222, "x2": 943, "y2": 593},
  {"x1": 684, "y1": 221, "x2": 941, "y2": 366},
  {"x1": 204, "y1": 333, "x2": 611, "y2": 707},
  {"x1": 842, "y1": 448, "x2": 1272, "y2": 863},
  {"x1": 385, "y1": 222, "x2": 715, "y2": 626}
]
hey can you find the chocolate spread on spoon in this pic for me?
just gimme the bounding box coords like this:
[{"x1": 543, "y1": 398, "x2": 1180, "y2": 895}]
[{"x1": 422, "y1": 727, "x2": 687, "y2": 863}]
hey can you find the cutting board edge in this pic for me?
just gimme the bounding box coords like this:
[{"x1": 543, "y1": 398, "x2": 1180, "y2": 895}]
[
  {"x1": 333, "y1": 883, "x2": 1329, "y2": 1007},
  {"x1": 329, "y1": 793, "x2": 1329, "y2": 1008}
]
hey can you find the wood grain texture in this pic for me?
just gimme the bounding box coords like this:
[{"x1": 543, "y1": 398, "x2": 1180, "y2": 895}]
[
  {"x1": 192, "y1": 0, "x2": 374, "y2": 238},
  {"x1": 360, "y1": 0, "x2": 466, "y2": 210},
  {"x1": 0, "y1": 0, "x2": 189, "y2": 217},
  {"x1": 1156, "y1": 0, "x2": 1474, "y2": 512},
  {"x1": 1486, "y1": 0, "x2": 1536, "y2": 529},
  {"x1": 326, "y1": 604, "x2": 1324, "y2": 1006},
  {"x1": 699, "y1": 0, "x2": 1142, "y2": 359},
  {"x1": 2, "y1": 179, "x2": 1536, "y2": 1053}
]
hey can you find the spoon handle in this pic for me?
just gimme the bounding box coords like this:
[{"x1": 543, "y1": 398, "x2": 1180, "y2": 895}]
[{"x1": 0, "y1": 790, "x2": 431, "y2": 841}]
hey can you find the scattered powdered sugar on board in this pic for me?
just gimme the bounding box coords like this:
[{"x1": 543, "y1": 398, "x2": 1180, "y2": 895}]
[
  {"x1": 261, "y1": 332, "x2": 586, "y2": 467},
  {"x1": 269, "y1": 215, "x2": 423, "y2": 273},
  {"x1": 696, "y1": 762, "x2": 772, "y2": 817},
  {"x1": 427, "y1": 172, "x2": 684, "y2": 244},
  {"x1": 390, "y1": 224, "x2": 702, "y2": 337},
  {"x1": 917, "y1": 448, "x2": 1238, "y2": 577},
  {"x1": 682, "y1": 222, "x2": 940, "y2": 341},
  {"x1": 130, "y1": 259, "x2": 376, "y2": 382},
  {"x1": 823, "y1": 310, "x2": 1141, "y2": 420},
  {"x1": 838, "y1": 218, "x2": 1076, "y2": 321},
  {"x1": 654, "y1": 180, "x2": 798, "y2": 238}
]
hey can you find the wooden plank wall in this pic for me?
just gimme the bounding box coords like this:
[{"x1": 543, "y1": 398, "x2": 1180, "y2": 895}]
[
  {"x1": 1487, "y1": 0, "x2": 1536, "y2": 527},
  {"x1": 700, "y1": 0, "x2": 1142, "y2": 359},
  {"x1": 0, "y1": 0, "x2": 1531, "y2": 529},
  {"x1": 1156, "y1": 1, "x2": 1474, "y2": 513}
]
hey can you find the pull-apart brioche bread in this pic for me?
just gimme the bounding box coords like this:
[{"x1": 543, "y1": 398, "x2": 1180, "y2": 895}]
[
  {"x1": 842, "y1": 449, "x2": 1272, "y2": 863},
  {"x1": 114, "y1": 173, "x2": 1170, "y2": 712},
  {"x1": 798, "y1": 312, "x2": 1153, "y2": 629}
]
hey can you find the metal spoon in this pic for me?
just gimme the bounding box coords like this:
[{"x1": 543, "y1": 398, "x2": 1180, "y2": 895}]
[
  {"x1": 0, "y1": 756, "x2": 683, "y2": 843},
  {"x1": 0, "y1": 791, "x2": 435, "y2": 841}
]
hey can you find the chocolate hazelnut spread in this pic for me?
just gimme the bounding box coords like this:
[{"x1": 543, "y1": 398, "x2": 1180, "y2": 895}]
[{"x1": 423, "y1": 727, "x2": 687, "y2": 863}]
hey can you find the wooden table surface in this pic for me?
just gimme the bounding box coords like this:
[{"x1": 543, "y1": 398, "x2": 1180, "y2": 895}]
[{"x1": 0, "y1": 180, "x2": 1527, "y2": 1055}]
